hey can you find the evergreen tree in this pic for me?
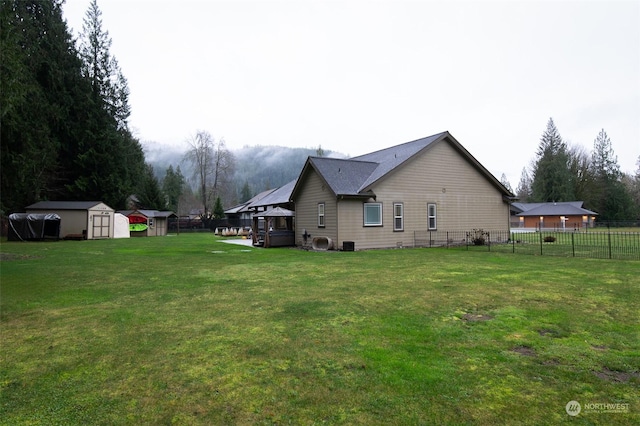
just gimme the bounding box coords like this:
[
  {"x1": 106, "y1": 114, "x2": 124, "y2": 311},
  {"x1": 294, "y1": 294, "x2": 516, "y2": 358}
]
[
  {"x1": 515, "y1": 167, "x2": 532, "y2": 202},
  {"x1": 1, "y1": 0, "x2": 147, "y2": 212},
  {"x1": 531, "y1": 118, "x2": 574, "y2": 202},
  {"x1": 136, "y1": 163, "x2": 166, "y2": 210},
  {"x1": 65, "y1": 0, "x2": 146, "y2": 208},
  {"x1": 78, "y1": 0, "x2": 129, "y2": 127},
  {"x1": 588, "y1": 129, "x2": 634, "y2": 221},
  {"x1": 0, "y1": 0, "x2": 91, "y2": 212},
  {"x1": 626, "y1": 156, "x2": 640, "y2": 219},
  {"x1": 240, "y1": 180, "x2": 252, "y2": 203},
  {"x1": 162, "y1": 165, "x2": 186, "y2": 212},
  {"x1": 213, "y1": 196, "x2": 225, "y2": 219}
]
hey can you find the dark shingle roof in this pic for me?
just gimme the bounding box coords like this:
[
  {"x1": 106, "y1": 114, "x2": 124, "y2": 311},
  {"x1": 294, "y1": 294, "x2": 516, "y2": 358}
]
[
  {"x1": 307, "y1": 157, "x2": 379, "y2": 196},
  {"x1": 352, "y1": 132, "x2": 444, "y2": 191},
  {"x1": 514, "y1": 202, "x2": 597, "y2": 217},
  {"x1": 293, "y1": 131, "x2": 512, "y2": 199},
  {"x1": 248, "y1": 180, "x2": 296, "y2": 208}
]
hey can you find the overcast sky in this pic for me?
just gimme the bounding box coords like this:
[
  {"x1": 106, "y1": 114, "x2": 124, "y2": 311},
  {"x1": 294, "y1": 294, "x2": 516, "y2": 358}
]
[{"x1": 62, "y1": 0, "x2": 639, "y2": 187}]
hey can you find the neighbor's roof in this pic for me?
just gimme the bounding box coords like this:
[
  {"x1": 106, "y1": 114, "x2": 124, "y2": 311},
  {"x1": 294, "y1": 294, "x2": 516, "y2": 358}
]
[
  {"x1": 247, "y1": 180, "x2": 296, "y2": 209},
  {"x1": 225, "y1": 188, "x2": 278, "y2": 214},
  {"x1": 292, "y1": 131, "x2": 513, "y2": 199},
  {"x1": 26, "y1": 201, "x2": 113, "y2": 210},
  {"x1": 514, "y1": 202, "x2": 598, "y2": 217}
]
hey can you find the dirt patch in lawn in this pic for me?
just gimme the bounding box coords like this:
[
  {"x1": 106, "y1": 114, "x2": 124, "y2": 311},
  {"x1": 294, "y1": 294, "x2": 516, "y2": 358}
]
[
  {"x1": 593, "y1": 367, "x2": 640, "y2": 383},
  {"x1": 512, "y1": 346, "x2": 537, "y2": 357}
]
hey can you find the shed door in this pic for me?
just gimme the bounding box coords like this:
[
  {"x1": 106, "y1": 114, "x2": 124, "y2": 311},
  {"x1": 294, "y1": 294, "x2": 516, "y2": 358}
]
[{"x1": 92, "y1": 215, "x2": 111, "y2": 238}]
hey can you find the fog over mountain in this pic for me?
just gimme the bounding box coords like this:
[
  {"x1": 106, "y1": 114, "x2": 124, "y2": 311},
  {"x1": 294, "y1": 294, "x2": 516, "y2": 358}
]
[{"x1": 143, "y1": 143, "x2": 346, "y2": 203}]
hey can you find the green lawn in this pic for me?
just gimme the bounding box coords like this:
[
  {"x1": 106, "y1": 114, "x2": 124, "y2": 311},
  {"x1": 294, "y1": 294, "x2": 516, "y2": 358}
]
[{"x1": 1, "y1": 234, "x2": 638, "y2": 425}]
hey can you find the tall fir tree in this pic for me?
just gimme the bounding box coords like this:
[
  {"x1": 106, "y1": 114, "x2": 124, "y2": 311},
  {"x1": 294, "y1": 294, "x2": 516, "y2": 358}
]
[
  {"x1": 531, "y1": 118, "x2": 574, "y2": 202},
  {"x1": 67, "y1": 0, "x2": 146, "y2": 208},
  {"x1": 588, "y1": 129, "x2": 634, "y2": 221},
  {"x1": 240, "y1": 180, "x2": 252, "y2": 203},
  {"x1": 1, "y1": 0, "x2": 92, "y2": 212},
  {"x1": 136, "y1": 164, "x2": 166, "y2": 210},
  {"x1": 515, "y1": 167, "x2": 532, "y2": 202},
  {"x1": 213, "y1": 196, "x2": 225, "y2": 219},
  {"x1": 78, "y1": 0, "x2": 129, "y2": 127},
  {"x1": 162, "y1": 165, "x2": 186, "y2": 213}
]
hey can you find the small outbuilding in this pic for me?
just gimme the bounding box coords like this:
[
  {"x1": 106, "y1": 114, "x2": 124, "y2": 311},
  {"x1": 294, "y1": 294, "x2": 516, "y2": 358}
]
[
  {"x1": 26, "y1": 201, "x2": 115, "y2": 239},
  {"x1": 119, "y1": 209, "x2": 176, "y2": 237},
  {"x1": 7, "y1": 213, "x2": 61, "y2": 241}
]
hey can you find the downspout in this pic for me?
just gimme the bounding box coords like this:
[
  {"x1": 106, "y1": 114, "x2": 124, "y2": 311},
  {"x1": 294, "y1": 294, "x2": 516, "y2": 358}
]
[{"x1": 336, "y1": 195, "x2": 341, "y2": 249}]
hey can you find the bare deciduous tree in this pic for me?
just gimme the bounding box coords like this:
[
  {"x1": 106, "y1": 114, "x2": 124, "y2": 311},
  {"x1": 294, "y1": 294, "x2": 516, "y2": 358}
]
[
  {"x1": 184, "y1": 131, "x2": 215, "y2": 218},
  {"x1": 183, "y1": 131, "x2": 236, "y2": 221}
]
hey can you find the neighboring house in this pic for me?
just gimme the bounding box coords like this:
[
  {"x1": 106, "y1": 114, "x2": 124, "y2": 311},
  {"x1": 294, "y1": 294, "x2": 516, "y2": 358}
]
[
  {"x1": 224, "y1": 188, "x2": 280, "y2": 228},
  {"x1": 118, "y1": 209, "x2": 176, "y2": 237},
  {"x1": 290, "y1": 131, "x2": 514, "y2": 250},
  {"x1": 26, "y1": 201, "x2": 115, "y2": 239},
  {"x1": 511, "y1": 202, "x2": 597, "y2": 231},
  {"x1": 246, "y1": 180, "x2": 296, "y2": 213}
]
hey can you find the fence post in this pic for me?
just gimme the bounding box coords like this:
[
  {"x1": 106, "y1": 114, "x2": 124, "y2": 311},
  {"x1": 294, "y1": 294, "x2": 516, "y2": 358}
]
[
  {"x1": 512, "y1": 233, "x2": 515, "y2": 254},
  {"x1": 571, "y1": 232, "x2": 575, "y2": 257},
  {"x1": 446, "y1": 231, "x2": 449, "y2": 249},
  {"x1": 487, "y1": 231, "x2": 491, "y2": 252},
  {"x1": 539, "y1": 231, "x2": 543, "y2": 256},
  {"x1": 608, "y1": 225, "x2": 612, "y2": 259}
]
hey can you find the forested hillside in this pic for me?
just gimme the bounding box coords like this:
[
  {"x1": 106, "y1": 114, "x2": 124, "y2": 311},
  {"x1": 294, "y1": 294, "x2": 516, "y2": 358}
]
[{"x1": 145, "y1": 143, "x2": 344, "y2": 209}]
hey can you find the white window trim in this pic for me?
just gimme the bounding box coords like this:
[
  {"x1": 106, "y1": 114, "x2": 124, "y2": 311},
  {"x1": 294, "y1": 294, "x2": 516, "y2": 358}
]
[
  {"x1": 393, "y1": 202, "x2": 404, "y2": 232},
  {"x1": 318, "y1": 203, "x2": 325, "y2": 228},
  {"x1": 427, "y1": 203, "x2": 437, "y2": 230},
  {"x1": 364, "y1": 202, "x2": 383, "y2": 227}
]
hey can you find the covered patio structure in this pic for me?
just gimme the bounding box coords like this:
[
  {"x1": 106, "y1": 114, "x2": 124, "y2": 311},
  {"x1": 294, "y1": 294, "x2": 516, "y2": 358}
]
[{"x1": 252, "y1": 207, "x2": 295, "y2": 248}]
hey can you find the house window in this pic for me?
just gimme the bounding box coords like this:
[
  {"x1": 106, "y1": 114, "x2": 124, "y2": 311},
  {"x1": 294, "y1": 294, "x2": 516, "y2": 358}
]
[
  {"x1": 148, "y1": 218, "x2": 154, "y2": 227},
  {"x1": 364, "y1": 203, "x2": 382, "y2": 226},
  {"x1": 427, "y1": 203, "x2": 437, "y2": 230},
  {"x1": 318, "y1": 203, "x2": 325, "y2": 227},
  {"x1": 393, "y1": 203, "x2": 403, "y2": 231}
]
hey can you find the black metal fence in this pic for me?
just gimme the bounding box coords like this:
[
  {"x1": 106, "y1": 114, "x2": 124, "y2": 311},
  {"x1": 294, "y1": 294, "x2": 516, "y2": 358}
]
[{"x1": 414, "y1": 229, "x2": 640, "y2": 261}]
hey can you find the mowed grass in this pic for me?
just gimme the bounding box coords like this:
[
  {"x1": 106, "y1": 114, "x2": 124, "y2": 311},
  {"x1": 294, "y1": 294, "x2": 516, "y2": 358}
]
[{"x1": 1, "y1": 234, "x2": 638, "y2": 425}]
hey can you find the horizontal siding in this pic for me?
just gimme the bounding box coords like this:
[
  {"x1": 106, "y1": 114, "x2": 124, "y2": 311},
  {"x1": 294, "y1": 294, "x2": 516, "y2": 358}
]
[
  {"x1": 294, "y1": 171, "x2": 338, "y2": 247},
  {"x1": 337, "y1": 140, "x2": 509, "y2": 249}
]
